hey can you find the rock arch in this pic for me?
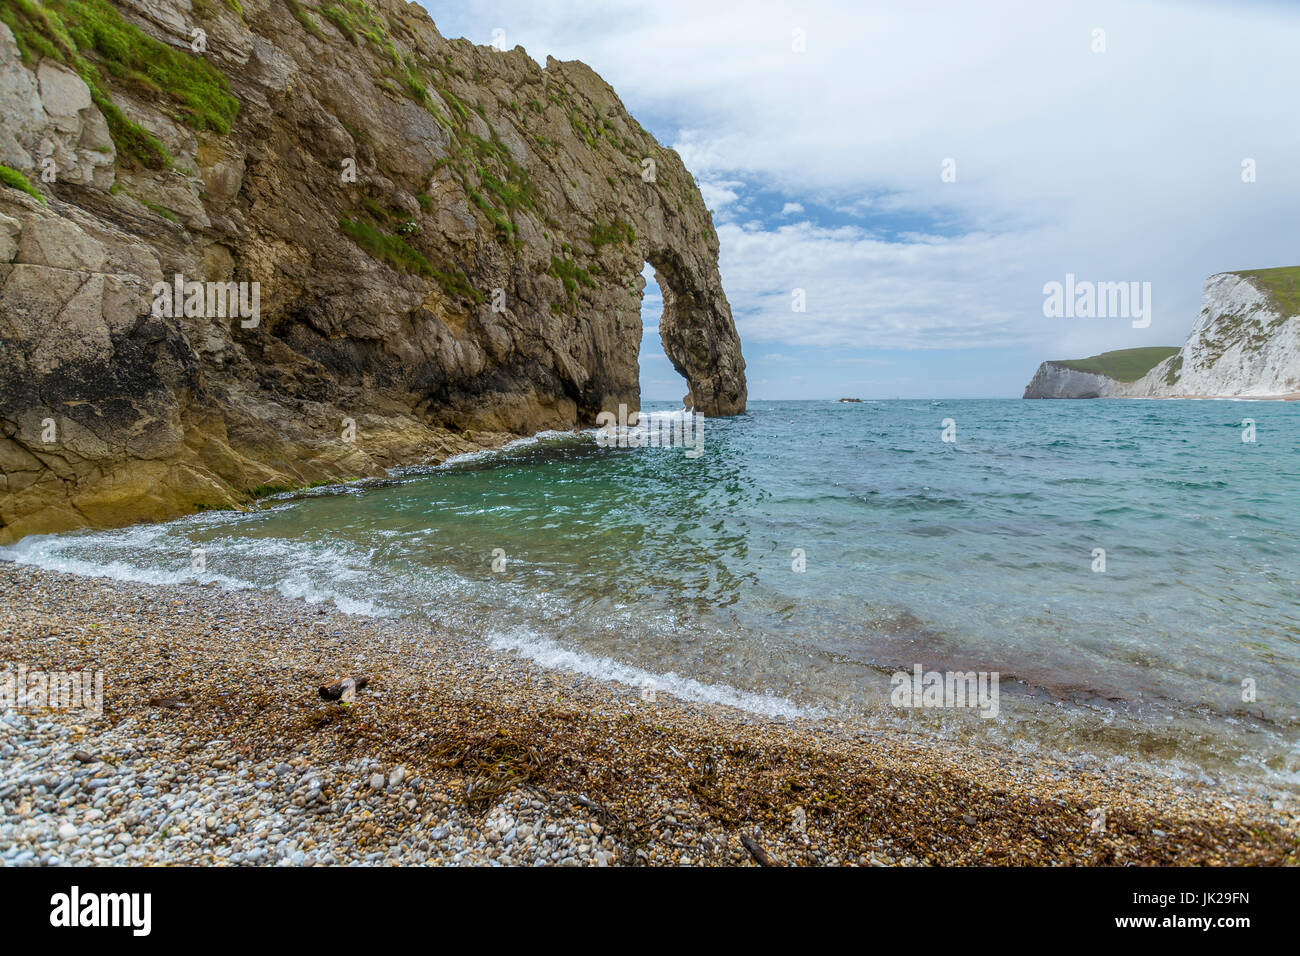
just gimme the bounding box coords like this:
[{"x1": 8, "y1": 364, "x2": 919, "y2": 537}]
[
  {"x1": 0, "y1": 1, "x2": 750, "y2": 541},
  {"x1": 642, "y1": 247, "x2": 747, "y2": 417}
]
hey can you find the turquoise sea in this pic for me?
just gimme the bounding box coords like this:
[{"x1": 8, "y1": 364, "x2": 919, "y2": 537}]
[{"x1": 5, "y1": 400, "x2": 1298, "y2": 787}]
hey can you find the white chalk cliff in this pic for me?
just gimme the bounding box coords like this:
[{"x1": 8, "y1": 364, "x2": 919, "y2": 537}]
[{"x1": 1025, "y1": 270, "x2": 1300, "y2": 399}]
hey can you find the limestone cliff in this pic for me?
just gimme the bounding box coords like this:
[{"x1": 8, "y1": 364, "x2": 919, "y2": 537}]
[
  {"x1": 1021, "y1": 362, "x2": 1126, "y2": 399},
  {"x1": 1024, "y1": 269, "x2": 1300, "y2": 400},
  {"x1": 0, "y1": 0, "x2": 747, "y2": 542}
]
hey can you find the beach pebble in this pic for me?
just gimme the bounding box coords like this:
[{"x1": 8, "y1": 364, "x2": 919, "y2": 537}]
[{"x1": 0, "y1": 562, "x2": 1287, "y2": 869}]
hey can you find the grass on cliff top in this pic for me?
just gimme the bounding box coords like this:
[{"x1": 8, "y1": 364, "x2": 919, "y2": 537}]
[
  {"x1": 1054, "y1": 347, "x2": 1181, "y2": 382},
  {"x1": 0, "y1": 164, "x2": 45, "y2": 202},
  {"x1": 0, "y1": 0, "x2": 238, "y2": 169},
  {"x1": 1231, "y1": 266, "x2": 1300, "y2": 318}
]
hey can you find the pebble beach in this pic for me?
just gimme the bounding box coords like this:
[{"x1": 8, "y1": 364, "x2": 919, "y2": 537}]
[{"x1": 0, "y1": 562, "x2": 1296, "y2": 867}]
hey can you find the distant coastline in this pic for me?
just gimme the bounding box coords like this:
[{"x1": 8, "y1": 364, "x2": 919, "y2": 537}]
[{"x1": 1025, "y1": 269, "x2": 1300, "y2": 400}]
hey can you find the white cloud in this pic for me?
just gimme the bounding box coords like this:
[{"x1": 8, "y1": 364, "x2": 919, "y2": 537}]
[
  {"x1": 696, "y1": 178, "x2": 744, "y2": 213},
  {"x1": 779, "y1": 202, "x2": 804, "y2": 217},
  {"x1": 719, "y1": 220, "x2": 1046, "y2": 350}
]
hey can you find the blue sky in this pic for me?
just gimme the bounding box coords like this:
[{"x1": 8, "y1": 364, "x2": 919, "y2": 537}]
[{"x1": 425, "y1": 1, "x2": 1300, "y2": 400}]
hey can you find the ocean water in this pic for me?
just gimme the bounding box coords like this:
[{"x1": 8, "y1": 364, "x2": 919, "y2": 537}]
[{"x1": 5, "y1": 400, "x2": 1298, "y2": 787}]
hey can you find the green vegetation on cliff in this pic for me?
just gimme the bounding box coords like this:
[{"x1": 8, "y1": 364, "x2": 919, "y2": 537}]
[
  {"x1": 286, "y1": 0, "x2": 325, "y2": 40},
  {"x1": 339, "y1": 216, "x2": 434, "y2": 276},
  {"x1": 548, "y1": 255, "x2": 595, "y2": 311},
  {"x1": 0, "y1": 0, "x2": 238, "y2": 168},
  {"x1": 339, "y1": 196, "x2": 484, "y2": 305},
  {"x1": 0, "y1": 163, "x2": 45, "y2": 202},
  {"x1": 1231, "y1": 266, "x2": 1300, "y2": 319},
  {"x1": 590, "y1": 217, "x2": 636, "y2": 251},
  {"x1": 1054, "y1": 347, "x2": 1181, "y2": 382}
]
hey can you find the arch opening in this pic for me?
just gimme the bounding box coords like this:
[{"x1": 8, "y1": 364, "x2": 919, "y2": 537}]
[{"x1": 638, "y1": 262, "x2": 691, "y2": 407}]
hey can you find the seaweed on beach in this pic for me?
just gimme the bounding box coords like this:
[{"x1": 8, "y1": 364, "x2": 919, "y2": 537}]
[{"x1": 429, "y1": 730, "x2": 545, "y2": 807}]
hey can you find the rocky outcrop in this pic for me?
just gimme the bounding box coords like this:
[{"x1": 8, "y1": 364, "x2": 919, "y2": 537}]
[
  {"x1": 1022, "y1": 364, "x2": 1120, "y2": 399},
  {"x1": 1024, "y1": 270, "x2": 1300, "y2": 400},
  {"x1": 0, "y1": 0, "x2": 746, "y2": 541}
]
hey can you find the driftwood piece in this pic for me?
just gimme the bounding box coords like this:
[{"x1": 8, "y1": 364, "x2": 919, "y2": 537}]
[
  {"x1": 740, "y1": 832, "x2": 780, "y2": 867},
  {"x1": 318, "y1": 676, "x2": 369, "y2": 702}
]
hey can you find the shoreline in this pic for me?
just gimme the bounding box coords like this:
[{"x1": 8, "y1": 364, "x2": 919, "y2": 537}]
[{"x1": 1, "y1": 563, "x2": 1296, "y2": 866}]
